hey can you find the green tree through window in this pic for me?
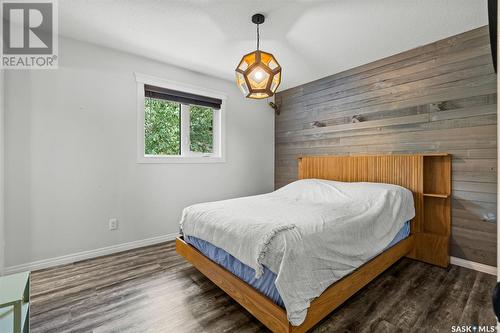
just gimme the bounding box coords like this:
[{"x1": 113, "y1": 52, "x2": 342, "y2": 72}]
[
  {"x1": 190, "y1": 105, "x2": 213, "y2": 153},
  {"x1": 144, "y1": 98, "x2": 180, "y2": 155}
]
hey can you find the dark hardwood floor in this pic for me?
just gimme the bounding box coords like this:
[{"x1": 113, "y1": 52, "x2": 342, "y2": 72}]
[{"x1": 30, "y1": 241, "x2": 497, "y2": 333}]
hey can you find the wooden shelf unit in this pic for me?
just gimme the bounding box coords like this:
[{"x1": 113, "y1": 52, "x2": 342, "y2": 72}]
[
  {"x1": 409, "y1": 154, "x2": 451, "y2": 267},
  {"x1": 423, "y1": 154, "x2": 451, "y2": 195},
  {"x1": 423, "y1": 193, "x2": 449, "y2": 198}
]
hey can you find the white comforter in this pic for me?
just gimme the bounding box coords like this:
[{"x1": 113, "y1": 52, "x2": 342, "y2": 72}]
[{"x1": 180, "y1": 179, "x2": 415, "y2": 326}]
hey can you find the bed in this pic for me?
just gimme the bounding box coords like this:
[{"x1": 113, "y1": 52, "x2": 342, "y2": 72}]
[{"x1": 176, "y1": 154, "x2": 451, "y2": 333}]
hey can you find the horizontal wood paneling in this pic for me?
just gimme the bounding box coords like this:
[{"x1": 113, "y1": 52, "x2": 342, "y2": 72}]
[{"x1": 275, "y1": 26, "x2": 497, "y2": 266}]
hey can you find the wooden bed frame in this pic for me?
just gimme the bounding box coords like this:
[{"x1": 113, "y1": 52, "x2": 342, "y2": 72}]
[{"x1": 176, "y1": 154, "x2": 451, "y2": 333}]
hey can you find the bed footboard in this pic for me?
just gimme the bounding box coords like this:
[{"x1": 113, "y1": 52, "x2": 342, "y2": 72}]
[{"x1": 176, "y1": 235, "x2": 415, "y2": 333}]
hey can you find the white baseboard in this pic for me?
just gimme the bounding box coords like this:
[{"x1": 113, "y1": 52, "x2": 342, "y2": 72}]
[
  {"x1": 4, "y1": 233, "x2": 179, "y2": 275},
  {"x1": 450, "y1": 256, "x2": 497, "y2": 276}
]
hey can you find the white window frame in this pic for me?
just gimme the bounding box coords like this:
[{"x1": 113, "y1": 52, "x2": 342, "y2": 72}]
[{"x1": 135, "y1": 73, "x2": 226, "y2": 164}]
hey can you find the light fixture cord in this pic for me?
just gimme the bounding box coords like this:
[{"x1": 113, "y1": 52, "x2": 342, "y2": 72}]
[{"x1": 256, "y1": 23, "x2": 260, "y2": 50}]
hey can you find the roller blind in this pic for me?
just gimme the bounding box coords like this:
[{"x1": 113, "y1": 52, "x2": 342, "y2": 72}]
[{"x1": 144, "y1": 84, "x2": 222, "y2": 110}]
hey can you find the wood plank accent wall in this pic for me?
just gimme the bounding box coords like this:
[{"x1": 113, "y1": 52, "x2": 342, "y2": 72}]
[{"x1": 275, "y1": 26, "x2": 497, "y2": 266}]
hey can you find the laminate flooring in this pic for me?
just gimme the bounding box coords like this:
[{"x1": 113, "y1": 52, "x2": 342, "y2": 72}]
[{"x1": 30, "y1": 241, "x2": 497, "y2": 333}]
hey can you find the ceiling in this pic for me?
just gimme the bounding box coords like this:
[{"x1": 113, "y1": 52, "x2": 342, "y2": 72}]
[{"x1": 59, "y1": 0, "x2": 488, "y2": 91}]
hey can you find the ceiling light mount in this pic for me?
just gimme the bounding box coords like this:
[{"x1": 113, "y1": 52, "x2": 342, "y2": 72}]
[
  {"x1": 235, "y1": 13, "x2": 282, "y2": 100},
  {"x1": 251, "y1": 13, "x2": 265, "y2": 25}
]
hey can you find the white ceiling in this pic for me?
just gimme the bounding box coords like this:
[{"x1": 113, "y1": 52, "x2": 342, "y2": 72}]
[{"x1": 59, "y1": 0, "x2": 488, "y2": 91}]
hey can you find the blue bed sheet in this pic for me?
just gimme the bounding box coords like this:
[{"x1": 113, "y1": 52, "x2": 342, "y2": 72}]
[{"x1": 185, "y1": 221, "x2": 411, "y2": 307}]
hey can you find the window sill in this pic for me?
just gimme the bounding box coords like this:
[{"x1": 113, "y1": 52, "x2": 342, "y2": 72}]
[{"x1": 137, "y1": 155, "x2": 226, "y2": 164}]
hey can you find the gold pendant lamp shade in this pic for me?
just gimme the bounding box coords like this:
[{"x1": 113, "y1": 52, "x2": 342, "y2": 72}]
[{"x1": 235, "y1": 14, "x2": 282, "y2": 99}]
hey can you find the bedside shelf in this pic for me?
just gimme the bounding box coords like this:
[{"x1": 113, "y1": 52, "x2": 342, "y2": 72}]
[
  {"x1": 0, "y1": 302, "x2": 29, "y2": 333},
  {"x1": 0, "y1": 271, "x2": 30, "y2": 333},
  {"x1": 412, "y1": 154, "x2": 451, "y2": 267},
  {"x1": 423, "y1": 193, "x2": 450, "y2": 198}
]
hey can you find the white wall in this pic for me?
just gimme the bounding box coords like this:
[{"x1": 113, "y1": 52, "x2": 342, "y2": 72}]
[
  {"x1": 0, "y1": 69, "x2": 4, "y2": 274},
  {"x1": 4, "y1": 37, "x2": 274, "y2": 268}
]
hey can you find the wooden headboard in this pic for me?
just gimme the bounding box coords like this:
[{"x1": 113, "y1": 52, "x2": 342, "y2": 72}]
[{"x1": 298, "y1": 154, "x2": 451, "y2": 267}]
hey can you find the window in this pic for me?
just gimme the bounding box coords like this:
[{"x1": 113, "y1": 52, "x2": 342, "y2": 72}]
[{"x1": 136, "y1": 73, "x2": 226, "y2": 163}]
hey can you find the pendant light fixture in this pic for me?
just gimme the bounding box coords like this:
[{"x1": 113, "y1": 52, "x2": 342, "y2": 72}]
[{"x1": 235, "y1": 14, "x2": 282, "y2": 99}]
